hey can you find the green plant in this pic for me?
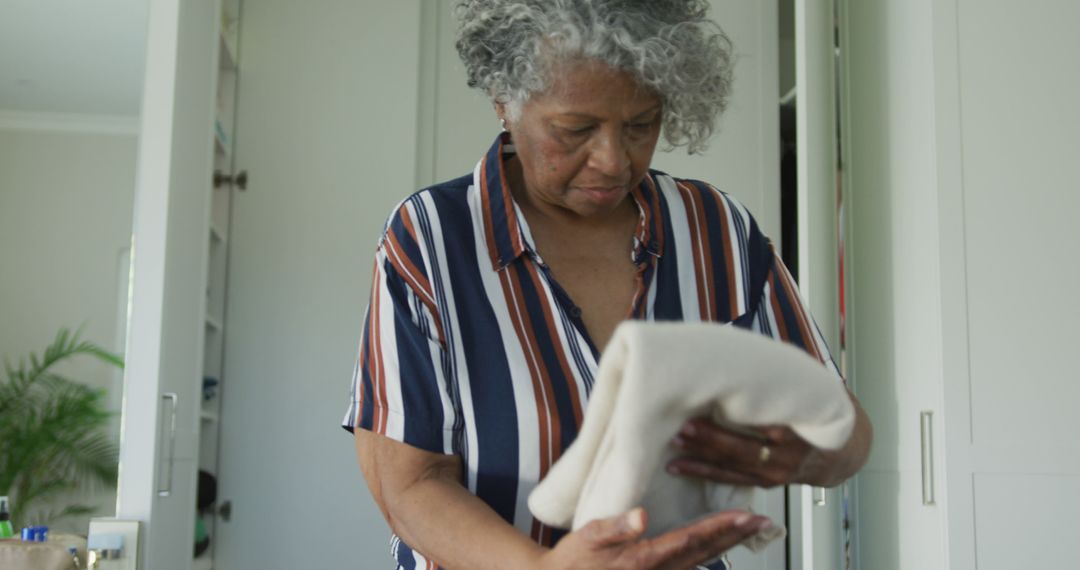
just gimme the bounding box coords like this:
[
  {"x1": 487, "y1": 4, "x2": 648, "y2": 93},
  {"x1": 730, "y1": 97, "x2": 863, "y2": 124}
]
[{"x1": 0, "y1": 328, "x2": 123, "y2": 527}]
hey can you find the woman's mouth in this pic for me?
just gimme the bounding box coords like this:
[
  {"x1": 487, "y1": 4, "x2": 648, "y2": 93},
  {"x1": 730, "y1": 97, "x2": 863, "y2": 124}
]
[{"x1": 578, "y1": 185, "x2": 625, "y2": 205}]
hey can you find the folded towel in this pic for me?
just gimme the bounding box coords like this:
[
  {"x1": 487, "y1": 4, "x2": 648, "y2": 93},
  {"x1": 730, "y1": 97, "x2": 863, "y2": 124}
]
[{"x1": 528, "y1": 321, "x2": 855, "y2": 550}]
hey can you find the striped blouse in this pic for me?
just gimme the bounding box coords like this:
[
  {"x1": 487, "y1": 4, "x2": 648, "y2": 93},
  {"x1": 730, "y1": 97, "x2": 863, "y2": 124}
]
[{"x1": 343, "y1": 133, "x2": 839, "y2": 570}]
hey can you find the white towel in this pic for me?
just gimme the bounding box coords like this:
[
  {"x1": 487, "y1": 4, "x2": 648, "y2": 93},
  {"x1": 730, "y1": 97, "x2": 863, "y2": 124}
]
[{"x1": 528, "y1": 321, "x2": 855, "y2": 550}]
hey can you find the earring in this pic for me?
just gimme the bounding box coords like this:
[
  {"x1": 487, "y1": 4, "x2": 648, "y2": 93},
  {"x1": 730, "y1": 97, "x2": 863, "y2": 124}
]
[{"x1": 500, "y1": 118, "x2": 507, "y2": 132}]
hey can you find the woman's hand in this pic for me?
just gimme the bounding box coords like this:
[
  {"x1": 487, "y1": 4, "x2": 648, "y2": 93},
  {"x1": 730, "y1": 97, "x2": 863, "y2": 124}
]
[
  {"x1": 667, "y1": 419, "x2": 819, "y2": 488},
  {"x1": 667, "y1": 391, "x2": 873, "y2": 488},
  {"x1": 536, "y1": 507, "x2": 772, "y2": 570}
]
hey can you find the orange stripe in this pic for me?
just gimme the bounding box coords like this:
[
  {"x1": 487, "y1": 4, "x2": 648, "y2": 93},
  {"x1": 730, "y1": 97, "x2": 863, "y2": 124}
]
[
  {"x1": 511, "y1": 266, "x2": 563, "y2": 471},
  {"x1": 774, "y1": 256, "x2": 824, "y2": 362},
  {"x1": 522, "y1": 261, "x2": 584, "y2": 426},
  {"x1": 385, "y1": 230, "x2": 434, "y2": 303},
  {"x1": 496, "y1": 266, "x2": 555, "y2": 485},
  {"x1": 678, "y1": 182, "x2": 711, "y2": 320},
  {"x1": 630, "y1": 180, "x2": 653, "y2": 252},
  {"x1": 507, "y1": 265, "x2": 563, "y2": 473},
  {"x1": 496, "y1": 141, "x2": 524, "y2": 253},
  {"x1": 369, "y1": 264, "x2": 387, "y2": 434},
  {"x1": 479, "y1": 156, "x2": 502, "y2": 267},
  {"x1": 647, "y1": 175, "x2": 664, "y2": 254},
  {"x1": 712, "y1": 191, "x2": 740, "y2": 319},
  {"x1": 767, "y1": 271, "x2": 791, "y2": 343},
  {"x1": 383, "y1": 231, "x2": 446, "y2": 346},
  {"x1": 398, "y1": 203, "x2": 421, "y2": 244},
  {"x1": 541, "y1": 524, "x2": 554, "y2": 547}
]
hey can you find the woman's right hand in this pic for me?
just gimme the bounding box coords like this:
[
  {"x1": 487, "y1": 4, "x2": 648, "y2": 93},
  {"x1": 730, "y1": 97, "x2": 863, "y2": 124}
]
[{"x1": 535, "y1": 508, "x2": 772, "y2": 570}]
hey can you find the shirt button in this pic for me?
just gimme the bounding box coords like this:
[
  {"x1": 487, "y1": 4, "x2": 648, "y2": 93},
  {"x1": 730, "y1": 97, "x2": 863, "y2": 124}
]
[{"x1": 570, "y1": 307, "x2": 583, "y2": 318}]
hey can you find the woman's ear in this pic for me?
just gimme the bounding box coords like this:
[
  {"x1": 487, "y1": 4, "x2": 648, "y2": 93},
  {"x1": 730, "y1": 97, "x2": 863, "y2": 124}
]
[{"x1": 495, "y1": 102, "x2": 509, "y2": 132}]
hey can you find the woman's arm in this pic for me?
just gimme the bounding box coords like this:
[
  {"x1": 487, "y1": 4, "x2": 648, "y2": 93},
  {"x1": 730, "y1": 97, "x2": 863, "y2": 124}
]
[
  {"x1": 355, "y1": 430, "x2": 545, "y2": 569},
  {"x1": 355, "y1": 431, "x2": 772, "y2": 570}
]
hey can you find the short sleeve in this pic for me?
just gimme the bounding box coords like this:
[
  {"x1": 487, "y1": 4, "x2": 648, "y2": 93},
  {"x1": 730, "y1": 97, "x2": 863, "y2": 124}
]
[
  {"x1": 341, "y1": 210, "x2": 458, "y2": 455},
  {"x1": 748, "y1": 245, "x2": 842, "y2": 380}
]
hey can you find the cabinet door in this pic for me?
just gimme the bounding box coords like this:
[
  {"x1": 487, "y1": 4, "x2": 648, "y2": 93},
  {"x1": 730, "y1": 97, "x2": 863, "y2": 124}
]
[
  {"x1": 843, "y1": 0, "x2": 949, "y2": 568},
  {"x1": 938, "y1": 1, "x2": 1080, "y2": 567},
  {"x1": 117, "y1": 0, "x2": 221, "y2": 568}
]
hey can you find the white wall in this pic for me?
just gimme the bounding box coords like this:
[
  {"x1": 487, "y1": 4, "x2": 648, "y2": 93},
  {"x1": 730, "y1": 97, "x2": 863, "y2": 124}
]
[{"x1": 0, "y1": 127, "x2": 136, "y2": 530}]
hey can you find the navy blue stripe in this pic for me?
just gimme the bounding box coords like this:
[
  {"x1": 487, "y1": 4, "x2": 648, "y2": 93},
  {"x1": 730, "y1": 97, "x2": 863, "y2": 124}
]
[
  {"x1": 394, "y1": 537, "x2": 417, "y2": 570},
  {"x1": 411, "y1": 194, "x2": 467, "y2": 456},
  {"x1": 559, "y1": 306, "x2": 595, "y2": 394},
  {"x1": 771, "y1": 267, "x2": 810, "y2": 349},
  {"x1": 357, "y1": 306, "x2": 376, "y2": 432},
  {"x1": 429, "y1": 187, "x2": 521, "y2": 524},
  {"x1": 395, "y1": 288, "x2": 445, "y2": 451},
  {"x1": 510, "y1": 260, "x2": 581, "y2": 453},
  {"x1": 653, "y1": 186, "x2": 684, "y2": 321},
  {"x1": 388, "y1": 208, "x2": 428, "y2": 281},
  {"x1": 689, "y1": 181, "x2": 736, "y2": 322}
]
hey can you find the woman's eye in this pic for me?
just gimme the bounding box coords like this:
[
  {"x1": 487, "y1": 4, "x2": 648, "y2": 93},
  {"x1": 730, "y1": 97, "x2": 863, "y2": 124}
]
[{"x1": 564, "y1": 125, "x2": 593, "y2": 135}]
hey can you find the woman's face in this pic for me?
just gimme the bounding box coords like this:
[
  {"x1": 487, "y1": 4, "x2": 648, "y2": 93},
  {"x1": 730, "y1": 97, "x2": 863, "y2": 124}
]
[{"x1": 502, "y1": 59, "x2": 662, "y2": 221}]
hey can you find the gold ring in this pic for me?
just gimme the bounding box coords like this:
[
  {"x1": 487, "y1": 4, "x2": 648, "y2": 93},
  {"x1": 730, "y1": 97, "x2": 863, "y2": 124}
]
[{"x1": 759, "y1": 445, "x2": 771, "y2": 464}]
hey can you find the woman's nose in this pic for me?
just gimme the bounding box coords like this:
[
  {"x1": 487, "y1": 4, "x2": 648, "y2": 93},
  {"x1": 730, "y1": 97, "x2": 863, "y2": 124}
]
[{"x1": 588, "y1": 131, "x2": 631, "y2": 177}]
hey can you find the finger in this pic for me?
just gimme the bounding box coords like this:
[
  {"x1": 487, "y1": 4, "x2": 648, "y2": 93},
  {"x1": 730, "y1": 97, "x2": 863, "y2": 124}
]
[
  {"x1": 674, "y1": 422, "x2": 771, "y2": 468},
  {"x1": 580, "y1": 507, "x2": 648, "y2": 547},
  {"x1": 676, "y1": 423, "x2": 808, "y2": 477},
  {"x1": 666, "y1": 459, "x2": 768, "y2": 487},
  {"x1": 628, "y1": 510, "x2": 771, "y2": 570}
]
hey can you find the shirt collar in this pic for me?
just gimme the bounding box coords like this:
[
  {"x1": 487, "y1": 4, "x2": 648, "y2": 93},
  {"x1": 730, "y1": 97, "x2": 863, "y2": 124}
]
[{"x1": 477, "y1": 132, "x2": 665, "y2": 271}]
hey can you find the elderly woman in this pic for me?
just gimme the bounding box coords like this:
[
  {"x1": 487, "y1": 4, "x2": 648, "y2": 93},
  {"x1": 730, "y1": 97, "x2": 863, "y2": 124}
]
[{"x1": 343, "y1": 1, "x2": 872, "y2": 568}]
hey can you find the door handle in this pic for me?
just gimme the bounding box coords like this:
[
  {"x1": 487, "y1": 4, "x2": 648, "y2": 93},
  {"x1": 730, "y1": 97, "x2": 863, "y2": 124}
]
[
  {"x1": 814, "y1": 486, "x2": 827, "y2": 506},
  {"x1": 920, "y1": 411, "x2": 936, "y2": 506},
  {"x1": 219, "y1": 500, "x2": 232, "y2": 522},
  {"x1": 213, "y1": 169, "x2": 248, "y2": 190},
  {"x1": 157, "y1": 392, "x2": 178, "y2": 497}
]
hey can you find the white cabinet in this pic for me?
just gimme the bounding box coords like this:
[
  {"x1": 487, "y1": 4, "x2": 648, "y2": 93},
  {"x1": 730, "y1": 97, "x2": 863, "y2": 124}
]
[
  {"x1": 843, "y1": 0, "x2": 1080, "y2": 568},
  {"x1": 116, "y1": 0, "x2": 238, "y2": 568}
]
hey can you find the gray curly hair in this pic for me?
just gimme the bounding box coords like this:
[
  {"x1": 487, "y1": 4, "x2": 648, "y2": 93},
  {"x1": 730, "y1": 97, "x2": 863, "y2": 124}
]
[{"x1": 455, "y1": 0, "x2": 734, "y2": 154}]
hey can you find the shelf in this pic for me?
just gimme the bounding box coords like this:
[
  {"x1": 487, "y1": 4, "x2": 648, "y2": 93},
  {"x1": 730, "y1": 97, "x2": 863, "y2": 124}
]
[
  {"x1": 200, "y1": 410, "x2": 219, "y2": 423},
  {"x1": 780, "y1": 86, "x2": 797, "y2": 107},
  {"x1": 219, "y1": 30, "x2": 238, "y2": 71},
  {"x1": 205, "y1": 314, "x2": 224, "y2": 332}
]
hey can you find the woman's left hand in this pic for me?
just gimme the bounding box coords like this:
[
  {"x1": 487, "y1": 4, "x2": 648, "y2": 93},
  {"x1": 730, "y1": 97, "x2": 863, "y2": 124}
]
[{"x1": 666, "y1": 419, "x2": 831, "y2": 488}]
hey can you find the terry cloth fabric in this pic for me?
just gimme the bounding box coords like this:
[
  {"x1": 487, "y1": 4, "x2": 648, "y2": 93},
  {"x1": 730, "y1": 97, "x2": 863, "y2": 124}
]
[{"x1": 528, "y1": 321, "x2": 855, "y2": 551}]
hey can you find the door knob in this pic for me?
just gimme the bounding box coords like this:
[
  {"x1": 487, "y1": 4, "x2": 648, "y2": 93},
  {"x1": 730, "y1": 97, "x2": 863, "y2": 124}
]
[
  {"x1": 213, "y1": 170, "x2": 248, "y2": 190},
  {"x1": 218, "y1": 500, "x2": 233, "y2": 521}
]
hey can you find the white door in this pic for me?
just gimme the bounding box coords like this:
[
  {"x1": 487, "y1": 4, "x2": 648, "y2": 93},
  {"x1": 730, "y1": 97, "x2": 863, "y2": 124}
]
[
  {"x1": 842, "y1": 0, "x2": 949, "y2": 568},
  {"x1": 210, "y1": 2, "x2": 425, "y2": 567},
  {"x1": 790, "y1": 1, "x2": 845, "y2": 568},
  {"x1": 118, "y1": 0, "x2": 221, "y2": 568}
]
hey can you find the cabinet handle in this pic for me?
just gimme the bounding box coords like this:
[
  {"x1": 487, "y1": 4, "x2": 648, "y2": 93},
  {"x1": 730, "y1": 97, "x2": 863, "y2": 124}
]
[
  {"x1": 158, "y1": 392, "x2": 178, "y2": 497},
  {"x1": 814, "y1": 486, "x2": 827, "y2": 506},
  {"x1": 920, "y1": 411, "x2": 936, "y2": 506}
]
